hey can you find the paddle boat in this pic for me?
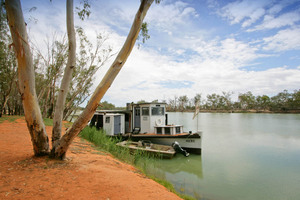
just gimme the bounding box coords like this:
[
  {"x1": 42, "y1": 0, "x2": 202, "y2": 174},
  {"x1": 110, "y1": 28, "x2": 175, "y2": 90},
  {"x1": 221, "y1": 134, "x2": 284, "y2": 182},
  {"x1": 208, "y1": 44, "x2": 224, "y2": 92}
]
[{"x1": 90, "y1": 102, "x2": 202, "y2": 155}]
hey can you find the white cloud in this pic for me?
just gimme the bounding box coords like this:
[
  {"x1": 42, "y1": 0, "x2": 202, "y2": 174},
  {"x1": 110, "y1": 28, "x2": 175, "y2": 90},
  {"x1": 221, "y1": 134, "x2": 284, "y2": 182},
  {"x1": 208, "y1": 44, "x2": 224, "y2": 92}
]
[
  {"x1": 102, "y1": 36, "x2": 300, "y2": 106},
  {"x1": 249, "y1": 10, "x2": 300, "y2": 31},
  {"x1": 194, "y1": 38, "x2": 262, "y2": 67},
  {"x1": 268, "y1": 4, "x2": 283, "y2": 15},
  {"x1": 241, "y1": 8, "x2": 265, "y2": 28},
  {"x1": 147, "y1": 1, "x2": 198, "y2": 32},
  {"x1": 220, "y1": 0, "x2": 269, "y2": 27},
  {"x1": 219, "y1": 0, "x2": 300, "y2": 31},
  {"x1": 263, "y1": 27, "x2": 300, "y2": 51}
]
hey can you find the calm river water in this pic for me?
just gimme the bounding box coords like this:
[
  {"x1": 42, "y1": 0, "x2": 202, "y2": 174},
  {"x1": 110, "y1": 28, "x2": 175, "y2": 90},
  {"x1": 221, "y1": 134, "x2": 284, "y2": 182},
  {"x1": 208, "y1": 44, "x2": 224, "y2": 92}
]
[{"x1": 148, "y1": 112, "x2": 300, "y2": 200}]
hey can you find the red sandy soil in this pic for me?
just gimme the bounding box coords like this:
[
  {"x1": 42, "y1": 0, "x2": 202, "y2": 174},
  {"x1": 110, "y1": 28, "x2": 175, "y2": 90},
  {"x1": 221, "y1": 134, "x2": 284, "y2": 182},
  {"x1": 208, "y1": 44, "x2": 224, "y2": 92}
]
[{"x1": 0, "y1": 117, "x2": 181, "y2": 200}]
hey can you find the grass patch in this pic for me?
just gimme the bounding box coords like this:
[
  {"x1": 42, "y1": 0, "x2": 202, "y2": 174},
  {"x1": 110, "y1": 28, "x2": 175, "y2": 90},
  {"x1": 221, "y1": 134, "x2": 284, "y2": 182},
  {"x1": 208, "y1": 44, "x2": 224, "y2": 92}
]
[
  {"x1": 43, "y1": 118, "x2": 73, "y2": 129},
  {"x1": 0, "y1": 115, "x2": 23, "y2": 123},
  {"x1": 79, "y1": 126, "x2": 150, "y2": 164},
  {"x1": 43, "y1": 118, "x2": 53, "y2": 126},
  {"x1": 0, "y1": 115, "x2": 73, "y2": 128},
  {"x1": 149, "y1": 175, "x2": 195, "y2": 200},
  {"x1": 79, "y1": 126, "x2": 196, "y2": 200}
]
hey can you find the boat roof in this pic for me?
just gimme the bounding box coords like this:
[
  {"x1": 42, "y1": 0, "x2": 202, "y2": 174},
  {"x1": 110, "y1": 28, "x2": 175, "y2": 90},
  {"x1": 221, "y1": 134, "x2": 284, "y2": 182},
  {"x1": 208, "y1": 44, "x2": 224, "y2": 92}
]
[
  {"x1": 94, "y1": 110, "x2": 129, "y2": 114},
  {"x1": 132, "y1": 102, "x2": 167, "y2": 106}
]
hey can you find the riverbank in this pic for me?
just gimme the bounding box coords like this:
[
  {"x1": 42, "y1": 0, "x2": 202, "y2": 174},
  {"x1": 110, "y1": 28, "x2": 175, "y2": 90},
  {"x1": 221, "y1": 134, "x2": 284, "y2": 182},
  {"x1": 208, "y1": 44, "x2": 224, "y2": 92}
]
[{"x1": 0, "y1": 116, "x2": 181, "y2": 200}]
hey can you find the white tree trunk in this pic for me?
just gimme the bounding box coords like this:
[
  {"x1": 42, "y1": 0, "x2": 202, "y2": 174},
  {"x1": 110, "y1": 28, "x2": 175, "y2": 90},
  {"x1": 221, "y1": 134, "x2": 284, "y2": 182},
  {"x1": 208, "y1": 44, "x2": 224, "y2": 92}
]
[
  {"x1": 5, "y1": 0, "x2": 49, "y2": 156},
  {"x1": 52, "y1": 0, "x2": 154, "y2": 159},
  {"x1": 52, "y1": 0, "x2": 76, "y2": 150}
]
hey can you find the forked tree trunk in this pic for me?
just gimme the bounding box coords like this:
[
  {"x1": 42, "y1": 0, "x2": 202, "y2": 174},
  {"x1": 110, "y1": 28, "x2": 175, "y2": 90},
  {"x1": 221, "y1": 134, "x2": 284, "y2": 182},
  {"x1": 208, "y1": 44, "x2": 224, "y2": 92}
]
[
  {"x1": 5, "y1": 0, "x2": 49, "y2": 156},
  {"x1": 52, "y1": 0, "x2": 76, "y2": 149},
  {"x1": 51, "y1": 0, "x2": 154, "y2": 159}
]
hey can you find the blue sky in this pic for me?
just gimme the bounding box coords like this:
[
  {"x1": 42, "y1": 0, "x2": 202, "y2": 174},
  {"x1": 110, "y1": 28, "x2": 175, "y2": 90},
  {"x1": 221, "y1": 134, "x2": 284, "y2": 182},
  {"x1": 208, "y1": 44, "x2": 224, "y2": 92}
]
[{"x1": 22, "y1": 0, "x2": 300, "y2": 106}]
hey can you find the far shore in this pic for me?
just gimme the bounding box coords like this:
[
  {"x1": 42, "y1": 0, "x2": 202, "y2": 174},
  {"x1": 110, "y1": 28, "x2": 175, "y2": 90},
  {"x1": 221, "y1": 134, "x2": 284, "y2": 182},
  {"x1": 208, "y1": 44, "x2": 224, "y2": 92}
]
[{"x1": 167, "y1": 109, "x2": 300, "y2": 114}]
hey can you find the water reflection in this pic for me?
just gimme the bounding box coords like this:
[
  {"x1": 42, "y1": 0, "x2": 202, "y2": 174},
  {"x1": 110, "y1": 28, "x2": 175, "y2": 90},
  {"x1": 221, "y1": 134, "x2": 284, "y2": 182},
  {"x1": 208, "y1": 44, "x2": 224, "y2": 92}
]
[{"x1": 148, "y1": 154, "x2": 203, "y2": 199}]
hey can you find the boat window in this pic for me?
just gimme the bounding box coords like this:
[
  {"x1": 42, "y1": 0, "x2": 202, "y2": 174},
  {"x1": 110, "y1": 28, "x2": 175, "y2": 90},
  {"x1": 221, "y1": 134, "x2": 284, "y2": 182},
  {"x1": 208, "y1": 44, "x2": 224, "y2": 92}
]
[
  {"x1": 105, "y1": 116, "x2": 110, "y2": 123},
  {"x1": 156, "y1": 127, "x2": 162, "y2": 134},
  {"x1": 151, "y1": 107, "x2": 164, "y2": 115},
  {"x1": 135, "y1": 107, "x2": 140, "y2": 116},
  {"x1": 142, "y1": 107, "x2": 149, "y2": 116},
  {"x1": 165, "y1": 127, "x2": 171, "y2": 135},
  {"x1": 176, "y1": 127, "x2": 181, "y2": 134}
]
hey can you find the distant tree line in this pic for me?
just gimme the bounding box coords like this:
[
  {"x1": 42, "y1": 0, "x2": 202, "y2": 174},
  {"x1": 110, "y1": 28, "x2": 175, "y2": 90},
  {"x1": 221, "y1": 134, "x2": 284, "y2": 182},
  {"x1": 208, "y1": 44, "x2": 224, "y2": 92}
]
[
  {"x1": 97, "y1": 101, "x2": 125, "y2": 110},
  {"x1": 166, "y1": 90, "x2": 300, "y2": 113}
]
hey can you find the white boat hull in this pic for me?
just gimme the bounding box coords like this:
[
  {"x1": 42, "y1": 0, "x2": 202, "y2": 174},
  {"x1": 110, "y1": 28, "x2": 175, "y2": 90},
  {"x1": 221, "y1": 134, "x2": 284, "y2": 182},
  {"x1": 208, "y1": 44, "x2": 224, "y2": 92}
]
[{"x1": 130, "y1": 132, "x2": 202, "y2": 154}]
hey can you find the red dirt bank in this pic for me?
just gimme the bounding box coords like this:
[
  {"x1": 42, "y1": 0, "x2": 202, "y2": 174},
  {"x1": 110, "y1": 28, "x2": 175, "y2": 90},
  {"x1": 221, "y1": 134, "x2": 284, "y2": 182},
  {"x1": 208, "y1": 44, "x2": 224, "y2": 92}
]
[{"x1": 0, "y1": 117, "x2": 181, "y2": 200}]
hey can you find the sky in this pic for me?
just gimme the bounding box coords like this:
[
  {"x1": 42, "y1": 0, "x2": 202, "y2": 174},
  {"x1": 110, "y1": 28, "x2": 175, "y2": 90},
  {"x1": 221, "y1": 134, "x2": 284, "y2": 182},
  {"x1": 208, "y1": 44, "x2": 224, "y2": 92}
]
[{"x1": 22, "y1": 0, "x2": 300, "y2": 107}]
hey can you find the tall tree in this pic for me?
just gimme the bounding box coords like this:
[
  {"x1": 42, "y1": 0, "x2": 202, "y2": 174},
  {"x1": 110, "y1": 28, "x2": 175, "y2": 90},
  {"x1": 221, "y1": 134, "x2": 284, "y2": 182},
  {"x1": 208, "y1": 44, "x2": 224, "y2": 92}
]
[
  {"x1": 206, "y1": 93, "x2": 220, "y2": 110},
  {"x1": 238, "y1": 91, "x2": 256, "y2": 110},
  {"x1": 193, "y1": 93, "x2": 202, "y2": 108},
  {"x1": 52, "y1": 0, "x2": 76, "y2": 150},
  {"x1": 5, "y1": 0, "x2": 49, "y2": 155},
  {"x1": 178, "y1": 95, "x2": 189, "y2": 111},
  {"x1": 290, "y1": 89, "x2": 300, "y2": 109},
  {"x1": 256, "y1": 95, "x2": 270, "y2": 110}
]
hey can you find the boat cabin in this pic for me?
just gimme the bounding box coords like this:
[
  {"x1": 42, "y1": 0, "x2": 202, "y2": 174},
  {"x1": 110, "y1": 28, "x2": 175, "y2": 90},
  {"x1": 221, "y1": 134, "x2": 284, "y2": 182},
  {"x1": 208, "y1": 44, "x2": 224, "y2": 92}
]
[
  {"x1": 132, "y1": 102, "x2": 167, "y2": 134},
  {"x1": 90, "y1": 102, "x2": 183, "y2": 136},
  {"x1": 90, "y1": 111, "x2": 125, "y2": 136}
]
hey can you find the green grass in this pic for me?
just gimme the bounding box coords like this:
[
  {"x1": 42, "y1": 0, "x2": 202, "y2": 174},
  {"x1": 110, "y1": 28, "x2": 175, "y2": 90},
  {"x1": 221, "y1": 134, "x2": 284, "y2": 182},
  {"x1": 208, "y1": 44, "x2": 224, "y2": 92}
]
[
  {"x1": 43, "y1": 118, "x2": 53, "y2": 126},
  {"x1": 149, "y1": 175, "x2": 196, "y2": 200},
  {"x1": 0, "y1": 115, "x2": 23, "y2": 123},
  {"x1": 43, "y1": 117, "x2": 73, "y2": 128},
  {"x1": 79, "y1": 126, "x2": 196, "y2": 200},
  {"x1": 79, "y1": 126, "x2": 145, "y2": 164},
  {"x1": 0, "y1": 115, "x2": 72, "y2": 129}
]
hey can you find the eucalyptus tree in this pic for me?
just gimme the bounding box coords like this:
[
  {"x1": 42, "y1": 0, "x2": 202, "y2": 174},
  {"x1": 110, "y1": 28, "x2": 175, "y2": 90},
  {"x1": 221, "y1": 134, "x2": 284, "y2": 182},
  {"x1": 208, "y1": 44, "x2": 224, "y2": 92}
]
[
  {"x1": 238, "y1": 91, "x2": 256, "y2": 110},
  {"x1": 270, "y1": 90, "x2": 291, "y2": 111},
  {"x1": 51, "y1": 0, "x2": 78, "y2": 149},
  {"x1": 206, "y1": 93, "x2": 220, "y2": 110},
  {"x1": 256, "y1": 95, "x2": 270, "y2": 110},
  {"x1": 6, "y1": 0, "x2": 157, "y2": 159},
  {"x1": 221, "y1": 91, "x2": 233, "y2": 110},
  {"x1": 168, "y1": 95, "x2": 179, "y2": 111},
  {"x1": 178, "y1": 95, "x2": 189, "y2": 111},
  {"x1": 6, "y1": 0, "x2": 50, "y2": 155},
  {"x1": 290, "y1": 89, "x2": 300, "y2": 110},
  {"x1": 193, "y1": 93, "x2": 202, "y2": 108}
]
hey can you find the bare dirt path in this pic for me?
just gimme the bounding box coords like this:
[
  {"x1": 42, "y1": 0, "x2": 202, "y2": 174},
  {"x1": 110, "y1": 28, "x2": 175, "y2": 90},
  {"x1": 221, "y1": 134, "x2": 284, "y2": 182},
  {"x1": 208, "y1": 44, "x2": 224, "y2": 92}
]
[{"x1": 0, "y1": 117, "x2": 181, "y2": 200}]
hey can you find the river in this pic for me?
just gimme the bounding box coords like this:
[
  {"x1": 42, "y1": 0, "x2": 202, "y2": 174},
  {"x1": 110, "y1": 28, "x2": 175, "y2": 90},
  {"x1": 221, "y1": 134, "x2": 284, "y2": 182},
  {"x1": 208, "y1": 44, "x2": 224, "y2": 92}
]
[{"x1": 147, "y1": 112, "x2": 300, "y2": 200}]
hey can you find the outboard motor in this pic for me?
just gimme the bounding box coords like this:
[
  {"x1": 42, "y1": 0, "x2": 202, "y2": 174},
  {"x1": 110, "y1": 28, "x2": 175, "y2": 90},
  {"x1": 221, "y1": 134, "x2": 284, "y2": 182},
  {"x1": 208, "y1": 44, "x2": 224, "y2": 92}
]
[{"x1": 172, "y1": 141, "x2": 189, "y2": 157}]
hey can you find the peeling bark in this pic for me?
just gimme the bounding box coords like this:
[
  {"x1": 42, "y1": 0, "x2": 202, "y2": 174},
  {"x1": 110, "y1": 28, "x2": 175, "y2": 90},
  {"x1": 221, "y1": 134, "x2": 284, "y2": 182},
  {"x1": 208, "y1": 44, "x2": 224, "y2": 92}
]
[
  {"x1": 52, "y1": 0, "x2": 154, "y2": 159},
  {"x1": 5, "y1": 0, "x2": 49, "y2": 156}
]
